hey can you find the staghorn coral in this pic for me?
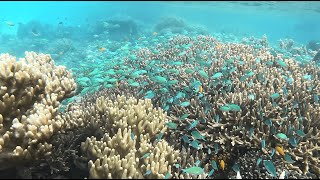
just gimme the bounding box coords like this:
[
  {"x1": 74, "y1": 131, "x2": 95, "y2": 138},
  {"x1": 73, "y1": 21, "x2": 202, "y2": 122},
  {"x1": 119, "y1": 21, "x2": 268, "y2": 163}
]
[
  {"x1": 2, "y1": 34, "x2": 317, "y2": 178},
  {"x1": 82, "y1": 34, "x2": 320, "y2": 178},
  {"x1": 0, "y1": 51, "x2": 76, "y2": 169},
  {"x1": 228, "y1": 148, "x2": 315, "y2": 179},
  {"x1": 55, "y1": 94, "x2": 180, "y2": 179},
  {"x1": 279, "y1": 38, "x2": 294, "y2": 51},
  {"x1": 159, "y1": 35, "x2": 320, "y2": 177}
]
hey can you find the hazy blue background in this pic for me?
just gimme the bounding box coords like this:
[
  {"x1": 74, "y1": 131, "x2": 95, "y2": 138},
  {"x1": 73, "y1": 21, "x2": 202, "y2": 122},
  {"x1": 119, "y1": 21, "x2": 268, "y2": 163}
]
[{"x1": 0, "y1": 1, "x2": 319, "y2": 44}]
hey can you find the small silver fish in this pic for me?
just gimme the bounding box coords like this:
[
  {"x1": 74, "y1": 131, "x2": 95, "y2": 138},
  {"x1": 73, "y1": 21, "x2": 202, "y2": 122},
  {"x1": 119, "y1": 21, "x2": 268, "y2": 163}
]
[
  {"x1": 279, "y1": 170, "x2": 286, "y2": 179},
  {"x1": 236, "y1": 171, "x2": 242, "y2": 179}
]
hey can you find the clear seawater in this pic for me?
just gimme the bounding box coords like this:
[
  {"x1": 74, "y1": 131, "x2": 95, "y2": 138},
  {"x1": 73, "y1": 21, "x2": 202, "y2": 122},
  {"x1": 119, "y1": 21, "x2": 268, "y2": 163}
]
[
  {"x1": 1, "y1": 1, "x2": 320, "y2": 58},
  {"x1": 1, "y1": 1, "x2": 320, "y2": 43},
  {"x1": 0, "y1": 1, "x2": 318, "y2": 67}
]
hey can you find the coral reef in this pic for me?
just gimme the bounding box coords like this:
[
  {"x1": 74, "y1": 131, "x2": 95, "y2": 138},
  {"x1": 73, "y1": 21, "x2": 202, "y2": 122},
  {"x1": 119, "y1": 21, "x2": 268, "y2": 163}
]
[
  {"x1": 279, "y1": 38, "x2": 294, "y2": 51},
  {"x1": 55, "y1": 94, "x2": 179, "y2": 179},
  {"x1": 313, "y1": 50, "x2": 320, "y2": 63},
  {"x1": 17, "y1": 20, "x2": 52, "y2": 40},
  {"x1": 0, "y1": 52, "x2": 76, "y2": 169},
  {"x1": 228, "y1": 148, "x2": 315, "y2": 179},
  {"x1": 1, "y1": 31, "x2": 320, "y2": 179},
  {"x1": 94, "y1": 16, "x2": 140, "y2": 41},
  {"x1": 17, "y1": 20, "x2": 74, "y2": 40},
  {"x1": 74, "y1": 34, "x2": 320, "y2": 178},
  {"x1": 307, "y1": 40, "x2": 320, "y2": 51},
  {"x1": 154, "y1": 16, "x2": 209, "y2": 35},
  {"x1": 162, "y1": 36, "x2": 320, "y2": 177}
]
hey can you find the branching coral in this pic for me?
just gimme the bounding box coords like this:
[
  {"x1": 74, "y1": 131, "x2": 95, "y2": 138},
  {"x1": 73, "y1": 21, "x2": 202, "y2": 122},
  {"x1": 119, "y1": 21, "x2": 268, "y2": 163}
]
[
  {"x1": 159, "y1": 35, "x2": 320, "y2": 177},
  {"x1": 82, "y1": 34, "x2": 320, "y2": 178},
  {"x1": 55, "y1": 94, "x2": 180, "y2": 179},
  {"x1": 1, "y1": 32, "x2": 319, "y2": 179},
  {"x1": 0, "y1": 51, "x2": 76, "y2": 168}
]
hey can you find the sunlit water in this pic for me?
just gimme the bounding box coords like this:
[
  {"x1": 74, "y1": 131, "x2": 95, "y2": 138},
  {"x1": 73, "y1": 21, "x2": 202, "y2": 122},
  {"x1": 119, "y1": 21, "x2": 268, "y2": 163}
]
[{"x1": 0, "y1": 1, "x2": 319, "y2": 45}]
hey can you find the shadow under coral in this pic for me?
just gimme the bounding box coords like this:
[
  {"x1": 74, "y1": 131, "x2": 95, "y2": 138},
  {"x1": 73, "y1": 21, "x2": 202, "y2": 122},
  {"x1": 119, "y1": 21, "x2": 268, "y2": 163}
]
[{"x1": 0, "y1": 125, "x2": 103, "y2": 179}]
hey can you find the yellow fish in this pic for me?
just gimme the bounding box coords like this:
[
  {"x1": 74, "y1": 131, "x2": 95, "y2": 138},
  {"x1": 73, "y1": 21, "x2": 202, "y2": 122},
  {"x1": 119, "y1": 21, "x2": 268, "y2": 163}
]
[
  {"x1": 275, "y1": 146, "x2": 285, "y2": 156},
  {"x1": 199, "y1": 85, "x2": 203, "y2": 93},
  {"x1": 220, "y1": 160, "x2": 225, "y2": 170},
  {"x1": 99, "y1": 47, "x2": 106, "y2": 52},
  {"x1": 152, "y1": 32, "x2": 158, "y2": 36},
  {"x1": 216, "y1": 43, "x2": 222, "y2": 50}
]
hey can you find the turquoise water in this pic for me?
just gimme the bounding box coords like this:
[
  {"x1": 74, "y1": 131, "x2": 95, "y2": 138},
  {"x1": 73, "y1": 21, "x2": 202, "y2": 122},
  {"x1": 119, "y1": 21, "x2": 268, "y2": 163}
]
[
  {"x1": 1, "y1": 1, "x2": 320, "y2": 179},
  {"x1": 1, "y1": 1, "x2": 320, "y2": 43}
]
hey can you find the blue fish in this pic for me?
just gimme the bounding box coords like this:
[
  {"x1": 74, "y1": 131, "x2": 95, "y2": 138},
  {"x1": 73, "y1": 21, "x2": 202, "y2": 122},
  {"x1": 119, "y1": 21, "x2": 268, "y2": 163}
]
[
  {"x1": 145, "y1": 170, "x2": 152, "y2": 175},
  {"x1": 144, "y1": 90, "x2": 155, "y2": 99},
  {"x1": 163, "y1": 104, "x2": 170, "y2": 111},
  {"x1": 190, "y1": 140, "x2": 201, "y2": 149},
  {"x1": 314, "y1": 94, "x2": 319, "y2": 105},
  {"x1": 272, "y1": 101, "x2": 277, "y2": 107},
  {"x1": 249, "y1": 127, "x2": 254, "y2": 138},
  {"x1": 174, "y1": 163, "x2": 180, "y2": 168},
  {"x1": 303, "y1": 74, "x2": 312, "y2": 81},
  {"x1": 256, "y1": 158, "x2": 262, "y2": 166},
  {"x1": 296, "y1": 129, "x2": 306, "y2": 137},
  {"x1": 288, "y1": 125, "x2": 293, "y2": 136},
  {"x1": 208, "y1": 169, "x2": 214, "y2": 177},
  {"x1": 214, "y1": 143, "x2": 220, "y2": 154},
  {"x1": 215, "y1": 114, "x2": 220, "y2": 123},
  {"x1": 232, "y1": 162, "x2": 240, "y2": 172},
  {"x1": 264, "y1": 119, "x2": 272, "y2": 126},
  {"x1": 180, "y1": 101, "x2": 190, "y2": 107},
  {"x1": 175, "y1": 92, "x2": 185, "y2": 100},
  {"x1": 164, "y1": 172, "x2": 170, "y2": 179},
  {"x1": 168, "y1": 97, "x2": 174, "y2": 103},
  {"x1": 261, "y1": 139, "x2": 266, "y2": 149},
  {"x1": 270, "y1": 148, "x2": 275, "y2": 157},
  {"x1": 282, "y1": 86, "x2": 288, "y2": 96},
  {"x1": 182, "y1": 135, "x2": 191, "y2": 143},
  {"x1": 187, "y1": 120, "x2": 199, "y2": 130},
  {"x1": 180, "y1": 114, "x2": 190, "y2": 119},
  {"x1": 195, "y1": 160, "x2": 201, "y2": 166},
  {"x1": 270, "y1": 93, "x2": 280, "y2": 100},
  {"x1": 138, "y1": 89, "x2": 144, "y2": 96},
  {"x1": 141, "y1": 153, "x2": 151, "y2": 159},
  {"x1": 270, "y1": 126, "x2": 276, "y2": 135},
  {"x1": 248, "y1": 94, "x2": 255, "y2": 100},
  {"x1": 182, "y1": 166, "x2": 205, "y2": 175},
  {"x1": 211, "y1": 160, "x2": 218, "y2": 170},
  {"x1": 155, "y1": 132, "x2": 164, "y2": 142},
  {"x1": 289, "y1": 136, "x2": 297, "y2": 147},
  {"x1": 293, "y1": 101, "x2": 298, "y2": 108},
  {"x1": 263, "y1": 160, "x2": 277, "y2": 177},
  {"x1": 284, "y1": 153, "x2": 295, "y2": 164}
]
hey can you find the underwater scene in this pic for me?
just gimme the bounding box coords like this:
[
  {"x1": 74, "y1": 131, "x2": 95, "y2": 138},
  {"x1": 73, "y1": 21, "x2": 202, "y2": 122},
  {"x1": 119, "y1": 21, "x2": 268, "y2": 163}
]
[{"x1": 1, "y1": 1, "x2": 320, "y2": 179}]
